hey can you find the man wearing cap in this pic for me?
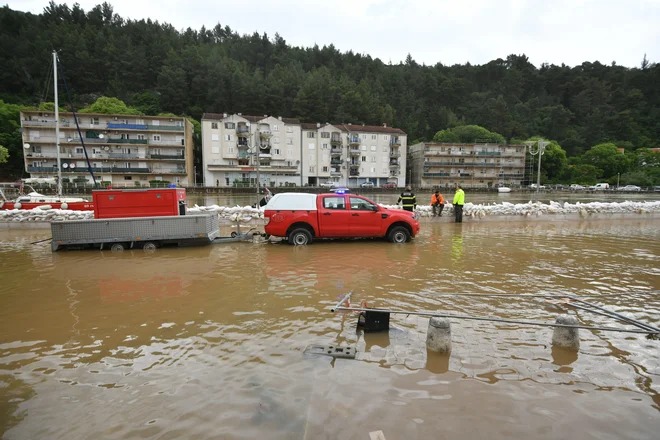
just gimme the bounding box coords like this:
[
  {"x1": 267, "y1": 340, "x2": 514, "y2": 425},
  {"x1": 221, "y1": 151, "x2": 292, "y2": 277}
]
[
  {"x1": 397, "y1": 186, "x2": 417, "y2": 212},
  {"x1": 431, "y1": 189, "x2": 445, "y2": 217}
]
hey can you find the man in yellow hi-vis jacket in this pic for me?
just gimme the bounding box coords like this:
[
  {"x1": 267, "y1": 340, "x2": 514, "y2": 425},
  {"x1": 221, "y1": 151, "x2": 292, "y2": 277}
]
[{"x1": 453, "y1": 185, "x2": 465, "y2": 223}]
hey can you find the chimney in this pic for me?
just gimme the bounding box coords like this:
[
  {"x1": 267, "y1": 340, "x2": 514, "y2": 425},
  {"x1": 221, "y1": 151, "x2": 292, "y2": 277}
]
[
  {"x1": 223, "y1": 113, "x2": 227, "y2": 118},
  {"x1": 383, "y1": 123, "x2": 387, "y2": 127},
  {"x1": 278, "y1": 116, "x2": 282, "y2": 121},
  {"x1": 316, "y1": 122, "x2": 321, "y2": 128}
]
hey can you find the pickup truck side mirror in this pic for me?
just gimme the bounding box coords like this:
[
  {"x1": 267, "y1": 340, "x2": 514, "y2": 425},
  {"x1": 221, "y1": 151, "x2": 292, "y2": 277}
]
[{"x1": 370, "y1": 205, "x2": 379, "y2": 212}]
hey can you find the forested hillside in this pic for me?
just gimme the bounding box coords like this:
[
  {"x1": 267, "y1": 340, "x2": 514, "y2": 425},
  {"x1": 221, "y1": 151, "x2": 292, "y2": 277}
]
[{"x1": 1, "y1": 2, "x2": 659, "y2": 184}]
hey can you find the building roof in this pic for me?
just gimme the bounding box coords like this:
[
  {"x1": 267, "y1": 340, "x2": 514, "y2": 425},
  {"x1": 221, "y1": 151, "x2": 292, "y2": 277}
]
[
  {"x1": 202, "y1": 113, "x2": 300, "y2": 124},
  {"x1": 301, "y1": 122, "x2": 320, "y2": 130},
  {"x1": 338, "y1": 124, "x2": 406, "y2": 135},
  {"x1": 21, "y1": 110, "x2": 184, "y2": 121}
]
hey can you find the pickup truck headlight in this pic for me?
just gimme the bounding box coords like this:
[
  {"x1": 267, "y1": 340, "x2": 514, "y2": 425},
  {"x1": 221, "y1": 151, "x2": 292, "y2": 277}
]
[{"x1": 412, "y1": 213, "x2": 418, "y2": 220}]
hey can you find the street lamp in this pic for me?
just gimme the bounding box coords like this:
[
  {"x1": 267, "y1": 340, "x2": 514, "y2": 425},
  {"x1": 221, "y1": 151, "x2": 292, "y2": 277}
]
[
  {"x1": 617, "y1": 173, "x2": 620, "y2": 189},
  {"x1": 524, "y1": 139, "x2": 549, "y2": 194}
]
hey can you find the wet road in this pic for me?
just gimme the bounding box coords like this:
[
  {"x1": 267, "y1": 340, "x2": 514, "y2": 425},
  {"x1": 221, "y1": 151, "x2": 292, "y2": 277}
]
[{"x1": 1, "y1": 218, "x2": 659, "y2": 439}]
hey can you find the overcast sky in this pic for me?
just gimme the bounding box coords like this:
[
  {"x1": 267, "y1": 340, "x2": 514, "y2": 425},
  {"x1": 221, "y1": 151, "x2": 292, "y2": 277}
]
[{"x1": 8, "y1": 0, "x2": 660, "y2": 68}]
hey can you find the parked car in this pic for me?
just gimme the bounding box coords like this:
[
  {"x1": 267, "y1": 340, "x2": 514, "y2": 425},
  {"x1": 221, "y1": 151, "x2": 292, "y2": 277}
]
[
  {"x1": 618, "y1": 185, "x2": 641, "y2": 191},
  {"x1": 381, "y1": 183, "x2": 397, "y2": 188},
  {"x1": 319, "y1": 182, "x2": 338, "y2": 188},
  {"x1": 529, "y1": 184, "x2": 546, "y2": 189},
  {"x1": 360, "y1": 181, "x2": 375, "y2": 188},
  {"x1": 551, "y1": 184, "x2": 566, "y2": 190},
  {"x1": 263, "y1": 193, "x2": 420, "y2": 245},
  {"x1": 569, "y1": 184, "x2": 585, "y2": 190},
  {"x1": 653, "y1": 186, "x2": 660, "y2": 192},
  {"x1": 588, "y1": 183, "x2": 610, "y2": 190}
]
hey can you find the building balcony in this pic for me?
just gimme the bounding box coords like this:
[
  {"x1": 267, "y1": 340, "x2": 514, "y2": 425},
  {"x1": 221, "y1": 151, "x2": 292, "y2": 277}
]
[
  {"x1": 149, "y1": 154, "x2": 184, "y2": 160},
  {"x1": 270, "y1": 165, "x2": 299, "y2": 171},
  {"x1": 106, "y1": 123, "x2": 147, "y2": 130},
  {"x1": 259, "y1": 129, "x2": 272, "y2": 138},
  {"x1": 28, "y1": 166, "x2": 151, "y2": 173},
  {"x1": 150, "y1": 139, "x2": 184, "y2": 146},
  {"x1": 152, "y1": 168, "x2": 186, "y2": 174},
  {"x1": 237, "y1": 125, "x2": 250, "y2": 134},
  {"x1": 208, "y1": 164, "x2": 240, "y2": 170},
  {"x1": 330, "y1": 148, "x2": 343, "y2": 155},
  {"x1": 330, "y1": 160, "x2": 343, "y2": 166},
  {"x1": 238, "y1": 159, "x2": 250, "y2": 166},
  {"x1": 237, "y1": 141, "x2": 249, "y2": 148},
  {"x1": 107, "y1": 138, "x2": 149, "y2": 145},
  {"x1": 330, "y1": 136, "x2": 342, "y2": 145},
  {"x1": 348, "y1": 137, "x2": 360, "y2": 146},
  {"x1": 349, "y1": 148, "x2": 360, "y2": 156},
  {"x1": 499, "y1": 173, "x2": 524, "y2": 178},
  {"x1": 146, "y1": 124, "x2": 184, "y2": 131},
  {"x1": 390, "y1": 137, "x2": 401, "y2": 146},
  {"x1": 389, "y1": 151, "x2": 401, "y2": 157},
  {"x1": 108, "y1": 153, "x2": 140, "y2": 159},
  {"x1": 476, "y1": 151, "x2": 501, "y2": 156},
  {"x1": 331, "y1": 169, "x2": 342, "y2": 176},
  {"x1": 349, "y1": 163, "x2": 360, "y2": 168},
  {"x1": 423, "y1": 172, "x2": 450, "y2": 177},
  {"x1": 22, "y1": 120, "x2": 57, "y2": 127},
  {"x1": 349, "y1": 170, "x2": 360, "y2": 177}
]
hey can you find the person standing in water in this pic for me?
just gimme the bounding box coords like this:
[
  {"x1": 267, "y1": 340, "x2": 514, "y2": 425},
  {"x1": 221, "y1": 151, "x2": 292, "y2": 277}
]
[
  {"x1": 397, "y1": 186, "x2": 417, "y2": 212},
  {"x1": 453, "y1": 185, "x2": 465, "y2": 223}
]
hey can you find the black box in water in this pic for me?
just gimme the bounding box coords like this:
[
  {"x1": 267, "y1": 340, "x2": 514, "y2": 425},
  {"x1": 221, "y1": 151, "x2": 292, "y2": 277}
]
[{"x1": 360, "y1": 311, "x2": 390, "y2": 333}]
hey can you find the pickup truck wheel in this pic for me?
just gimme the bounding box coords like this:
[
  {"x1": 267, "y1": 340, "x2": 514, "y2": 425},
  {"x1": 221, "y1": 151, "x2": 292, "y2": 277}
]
[
  {"x1": 288, "y1": 228, "x2": 312, "y2": 246},
  {"x1": 388, "y1": 226, "x2": 410, "y2": 244}
]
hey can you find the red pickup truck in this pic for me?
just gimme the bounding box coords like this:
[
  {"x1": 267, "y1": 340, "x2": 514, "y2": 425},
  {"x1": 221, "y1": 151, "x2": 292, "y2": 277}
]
[{"x1": 264, "y1": 193, "x2": 420, "y2": 245}]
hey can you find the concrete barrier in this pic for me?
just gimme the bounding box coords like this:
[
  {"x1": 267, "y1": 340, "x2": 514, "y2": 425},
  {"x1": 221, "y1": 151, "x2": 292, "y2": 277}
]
[
  {"x1": 552, "y1": 314, "x2": 580, "y2": 350},
  {"x1": 426, "y1": 317, "x2": 452, "y2": 353}
]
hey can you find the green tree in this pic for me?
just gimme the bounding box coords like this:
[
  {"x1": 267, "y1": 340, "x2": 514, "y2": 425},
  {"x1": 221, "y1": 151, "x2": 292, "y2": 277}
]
[
  {"x1": 0, "y1": 100, "x2": 31, "y2": 179},
  {"x1": 524, "y1": 137, "x2": 568, "y2": 182},
  {"x1": 0, "y1": 145, "x2": 8, "y2": 164},
  {"x1": 564, "y1": 164, "x2": 601, "y2": 185},
  {"x1": 79, "y1": 96, "x2": 142, "y2": 115},
  {"x1": 432, "y1": 125, "x2": 506, "y2": 144},
  {"x1": 581, "y1": 142, "x2": 635, "y2": 179}
]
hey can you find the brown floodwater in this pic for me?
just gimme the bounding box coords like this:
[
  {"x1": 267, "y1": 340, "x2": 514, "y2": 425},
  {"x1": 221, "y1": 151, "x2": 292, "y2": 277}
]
[{"x1": 1, "y1": 218, "x2": 659, "y2": 439}]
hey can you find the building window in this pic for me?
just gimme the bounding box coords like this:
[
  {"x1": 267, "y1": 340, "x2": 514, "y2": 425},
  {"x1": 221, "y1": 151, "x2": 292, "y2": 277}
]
[
  {"x1": 287, "y1": 138, "x2": 293, "y2": 145},
  {"x1": 228, "y1": 160, "x2": 235, "y2": 165},
  {"x1": 371, "y1": 156, "x2": 377, "y2": 162},
  {"x1": 370, "y1": 145, "x2": 376, "y2": 151},
  {"x1": 382, "y1": 146, "x2": 388, "y2": 152},
  {"x1": 287, "y1": 149, "x2": 293, "y2": 157},
  {"x1": 224, "y1": 122, "x2": 235, "y2": 129},
  {"x1": 124, "y1": 176, "x2": 132, "y2": 180},
  {"x1": 361, "y1": 145, "x2": 367, "y2": 151},
  {"x1": 211, "y1": 122, "x2": 218, "y2": 129},
  {"x1": 308, "y1": 143, "x2": 315, "y2": 150},
  {"x1": 90, "y1": 117, "x2": 99, "y2": 125},
  {"x1": 211, "y1": 134, "x2": 219, "y2": 141},
  {"x1": 225, "y1": 134, "x2": 232, "y2": 141},
  {"x1": 212, "y1": 146, "x2": 220, "y2": 154},
  {"x1": 382, "y1": 157, "x2": 388, "y2": 163},
  {"x1": 273, "y1": 137, "x2": 280, "y2": 144},
  {"x1": 371, "y1": 167, "x2": 376, "y2": 173},
  {"x1": 322, "y1": 166, "x2": 328, "y2": 172},
  {"x1": 362, "y1": 156, "x2": 367, "y2": 162},
  {"x1": 361, "y1": 134, "x2": 367, "y2": 140},
  {"x1": 307, "y1": 132, "x2": 316, "y2": 138},
  {"x1": 153, "y1": 135, "x2": 161, "y2": 141},
  {"x1": 322, "y1": 143, "x2": 328, "y2": 149},
  {"x1": 286, "y1": 126, "x2": 293, "y2": 133},
  {"x1": 309, "y1": 166, "x2": 315, "y2": 172},
  {"x1": 273, "y1": 149, "x2": 280, "y2": 155},
  {"x1": 228, "y1": 147, "x2": 235, "y2": 153},
  {"x1": 273, "y1": 125, "x2": 279, "y2": 132},
  {"x1": 383, "y1": 135, "x2": 389, "y2": 141},
  {"x1": 137, "y1": 134, "x2": 145, "y2": 140},
  {"x1": 321, "y1": 132, "x2": 330, "y2": 138}
]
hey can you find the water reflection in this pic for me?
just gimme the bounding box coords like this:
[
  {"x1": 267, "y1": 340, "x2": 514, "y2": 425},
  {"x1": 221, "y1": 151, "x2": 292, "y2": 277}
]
[{"x1": 1, "y1": 218, "x2": 659, "y2": 439}]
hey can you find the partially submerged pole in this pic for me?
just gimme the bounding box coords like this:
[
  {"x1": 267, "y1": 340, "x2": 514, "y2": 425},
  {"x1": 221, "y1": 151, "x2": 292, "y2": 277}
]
[
  {"x1": 552, "y1": 315, "x2": 580, "y2": 350},
  {"x1": 426, "y1": 317, "x2": 451, "y2": 353}
]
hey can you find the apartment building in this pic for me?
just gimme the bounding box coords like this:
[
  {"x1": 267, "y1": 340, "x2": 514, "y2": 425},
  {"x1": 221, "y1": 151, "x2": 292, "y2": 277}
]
[
  {"x1": 301, "y1": 123, "x2": 406, "y2": 187},
  {"x1": 201, "y1": 113, "x2": 302, "y2": 187},
  {"x1": 20, "y1": 111, "x2": 194, "y2": 186},
  {"x1": 201, "y1": 113, "x2": 407, "y2": 187},
  {"x1": 408, "y1": 142, "x2": 526, "y2": 188}
]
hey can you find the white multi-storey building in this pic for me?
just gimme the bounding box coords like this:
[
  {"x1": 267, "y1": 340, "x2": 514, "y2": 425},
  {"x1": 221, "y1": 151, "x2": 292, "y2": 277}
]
[
  {"x1": 20, "y1": 111, "x2": 194, "y2": 186},
  {"x1": 201, "y1": 114, "x2": 407, "y2": 187},
  {"x1": 201, "y1": 113, "x2": 303, "y2": 188}
]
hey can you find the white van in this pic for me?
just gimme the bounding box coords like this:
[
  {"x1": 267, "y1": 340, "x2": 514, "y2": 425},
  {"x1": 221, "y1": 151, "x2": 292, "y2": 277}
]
[{"x1": 592, "y1": 183, "x2": 610, "y2": 190}]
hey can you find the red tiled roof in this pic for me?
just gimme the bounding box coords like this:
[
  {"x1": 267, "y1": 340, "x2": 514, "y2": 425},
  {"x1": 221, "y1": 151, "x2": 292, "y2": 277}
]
[
  {"x1": 282, "y1": 117, "x2": 300, "y2": 124},
  {"x1": 301, "y1": 122, "x2": 320, "y2": 130},
  {"x1": 201, "y1": 112, "x2": 226, "y2": 120},
  {"x1": 337, "y1": 124, "x2": 405, "y2": 134}
]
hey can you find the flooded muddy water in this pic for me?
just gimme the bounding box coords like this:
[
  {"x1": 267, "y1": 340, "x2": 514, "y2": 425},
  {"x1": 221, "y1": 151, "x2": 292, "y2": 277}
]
[{"x1": 1, "y1": 218, "x2": 659, "y2": 439}]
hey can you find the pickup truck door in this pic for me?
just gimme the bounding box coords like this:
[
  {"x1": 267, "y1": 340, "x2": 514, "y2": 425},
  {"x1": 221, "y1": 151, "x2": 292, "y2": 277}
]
[
  {"x1": 318, "y1": 195, "x2": 350, "y2": 237},
  {"x1": 348, "y1": 196, "x2": 382, "y2": 237}
]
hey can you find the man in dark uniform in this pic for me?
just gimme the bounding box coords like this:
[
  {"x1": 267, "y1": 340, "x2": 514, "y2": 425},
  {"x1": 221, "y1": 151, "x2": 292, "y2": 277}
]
[{"x1": 397, "y1": 186, "x2": 417, "y2": 212}]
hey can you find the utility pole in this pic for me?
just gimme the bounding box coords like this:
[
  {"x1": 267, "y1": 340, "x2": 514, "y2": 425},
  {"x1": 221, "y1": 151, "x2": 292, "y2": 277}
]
[
  {"x1": 53, "y1": 50, "x2": 62, "y2": 197},
  {"x1": 255, "y1": 128, "x2": 260, "y2": 205}
]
